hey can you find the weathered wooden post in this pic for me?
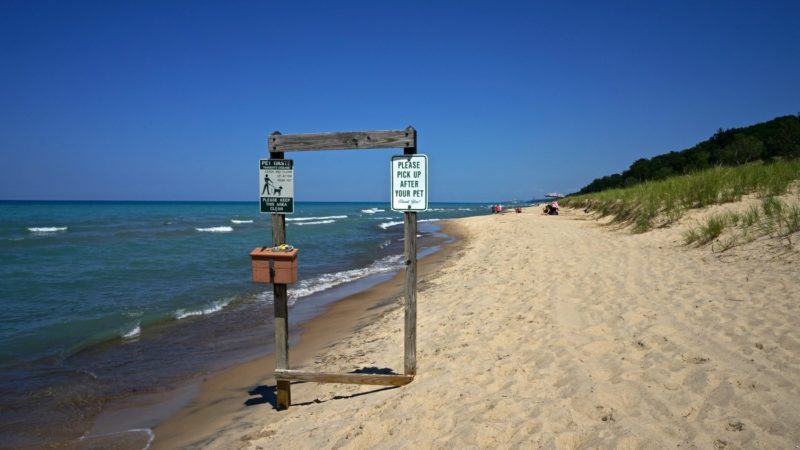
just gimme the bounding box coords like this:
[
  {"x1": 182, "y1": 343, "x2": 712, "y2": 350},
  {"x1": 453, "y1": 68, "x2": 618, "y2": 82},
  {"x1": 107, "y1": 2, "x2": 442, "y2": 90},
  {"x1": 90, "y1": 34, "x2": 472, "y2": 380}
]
[
  {"x1": 269, "y1": 132, "x2": 291, "y2": 410},
  {"x1": 403, "y1": 145, "x2": 417, "y2": 376}
]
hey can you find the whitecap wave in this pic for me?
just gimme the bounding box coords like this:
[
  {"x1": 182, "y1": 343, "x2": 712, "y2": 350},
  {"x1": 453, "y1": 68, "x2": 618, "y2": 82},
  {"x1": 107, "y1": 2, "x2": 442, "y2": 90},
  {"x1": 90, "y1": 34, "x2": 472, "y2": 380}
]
[
  {"x1": 231, "y1": 219, "x2": 254, "y2": 224},
  {"x1": 121, "y1": 323, "x2": 141, "y2": 339},
  {"x1": 379, "y1": 217, "x2": 441, "y2": 230},
  {"x1": 28, "y1": 226, "x2": 68, "y2": 233},
  {"x1": 361, "y1": 208, "x2": 385, "y2": 214},
  {"x1": 288, "y1": 254, "x2": 405, "y2": 300},
  {"x1": 175, "y1": 298, "x2": 233, "y2": 320},
  {"x1": 378, "y1": 220, "x2": 404, "y2": 230},
  {"x1": 286, "y1": 215, "x2": 347, "y2": 222},
  {"x1": 195, "y1": 226, "x2": 233, "y2": 233},
  {"x1": 294, "y1": 219, "x2": 335, "y2": 226}
]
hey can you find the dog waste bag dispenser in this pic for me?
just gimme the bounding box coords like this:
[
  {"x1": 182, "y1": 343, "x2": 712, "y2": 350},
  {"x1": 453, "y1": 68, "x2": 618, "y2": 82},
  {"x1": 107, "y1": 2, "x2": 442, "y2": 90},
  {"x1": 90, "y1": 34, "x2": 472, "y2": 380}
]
[{"x1": 250, "y1": 247, "x2": 299, "y2": 284}]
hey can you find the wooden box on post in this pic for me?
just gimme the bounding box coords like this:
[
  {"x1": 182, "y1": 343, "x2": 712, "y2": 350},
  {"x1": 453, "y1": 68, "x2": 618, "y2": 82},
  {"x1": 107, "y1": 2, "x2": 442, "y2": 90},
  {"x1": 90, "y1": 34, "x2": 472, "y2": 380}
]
[{"x1": 250, "y1": 247, "x2": 299, "y2": 284}]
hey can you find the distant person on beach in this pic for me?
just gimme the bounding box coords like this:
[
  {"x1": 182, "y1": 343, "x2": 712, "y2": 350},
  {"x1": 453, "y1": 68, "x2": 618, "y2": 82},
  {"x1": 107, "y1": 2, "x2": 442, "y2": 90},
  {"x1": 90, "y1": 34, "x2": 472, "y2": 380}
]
[{"x1": 543, "y1": 201, "x2": 559, "y2": 215}]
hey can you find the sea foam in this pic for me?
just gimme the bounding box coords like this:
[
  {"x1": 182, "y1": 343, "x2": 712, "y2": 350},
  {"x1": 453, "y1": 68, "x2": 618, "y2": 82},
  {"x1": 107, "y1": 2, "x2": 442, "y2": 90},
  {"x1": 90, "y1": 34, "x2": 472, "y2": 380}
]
[
  {"x1": 253, "y1": 254, "x2": 405, "y2": 305},
  {"x1": 230, "y1": 219, "x2": 254, "y2": 224},
  {"x1": 175, "y1": 298, "x2": 233, "y2": 320},
  {"x1": 379, "y1": 218, "x2": 441, "y2": 230},
  {"x1": 286, "y1": 215, "x2": 347, "y2": 222},
  {"x1": 121, "y1": 323, "x2": 141, "y2": 339},
  {"x1": 288, "y1": 254, "x2": 404, "y2": 301},
  {"x1": 294, "y1": 219, "x2": 336, "y2": 226},
  {"x1": 80, "y1": 428, "x2": 155, "y2": 450},
  {"x1": 27, "y1": 226, "x2": 68, "y2": 233},
  {"x1": 378, "y1": 220, "x2": 404, "y2": 230},
  {"x1": 195, "y1": 226, "x2": 233, "y2": 233}
]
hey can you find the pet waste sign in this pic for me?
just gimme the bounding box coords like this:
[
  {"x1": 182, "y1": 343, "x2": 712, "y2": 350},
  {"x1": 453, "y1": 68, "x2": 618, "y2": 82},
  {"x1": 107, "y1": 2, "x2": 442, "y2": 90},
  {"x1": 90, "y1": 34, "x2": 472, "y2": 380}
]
[
  {"x1": 259, "y1": 159, "x2": 294, "y2": 214},
  {"x1": 391, "y1": 154, "x2": 428, "y2": 212}
]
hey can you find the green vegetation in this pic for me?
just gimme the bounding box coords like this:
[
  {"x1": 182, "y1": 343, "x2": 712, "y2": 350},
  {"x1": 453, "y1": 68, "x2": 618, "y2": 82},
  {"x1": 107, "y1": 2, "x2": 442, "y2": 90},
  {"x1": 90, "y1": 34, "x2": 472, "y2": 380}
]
[
  {"x1": 562, "y1": 160, "x2": 800, "y2": 233},
  {"x1": 576, "y1": 115, "x2": 800, "y2": 194},
  {"x1": 683, "y1": 197, "x2": 800, "y2": 251}
]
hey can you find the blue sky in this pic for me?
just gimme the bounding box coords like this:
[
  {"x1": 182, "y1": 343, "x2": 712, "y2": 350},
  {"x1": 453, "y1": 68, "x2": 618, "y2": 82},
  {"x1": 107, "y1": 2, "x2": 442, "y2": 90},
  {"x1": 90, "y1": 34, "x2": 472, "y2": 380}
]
[{"x1": 1, "y1": 1, "x2": 798, "y2": 202}]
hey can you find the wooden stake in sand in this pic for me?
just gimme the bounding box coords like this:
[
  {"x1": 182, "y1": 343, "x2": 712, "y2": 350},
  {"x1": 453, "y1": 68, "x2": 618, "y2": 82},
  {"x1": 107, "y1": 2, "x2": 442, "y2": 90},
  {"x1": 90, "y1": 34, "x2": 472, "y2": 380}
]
[{"x1": 263, "y1": 128, "x2": 420, "y2": 410}]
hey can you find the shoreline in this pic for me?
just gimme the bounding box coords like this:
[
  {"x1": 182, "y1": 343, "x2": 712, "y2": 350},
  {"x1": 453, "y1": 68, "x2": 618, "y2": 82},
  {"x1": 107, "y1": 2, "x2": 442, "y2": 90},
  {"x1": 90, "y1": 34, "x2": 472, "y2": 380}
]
[
  {"x1": 79, "y1": 221, "x2": 467, "y2": 449},
  {"x1": 80, "y1": 201, "x2": 800, "y2": 449}
]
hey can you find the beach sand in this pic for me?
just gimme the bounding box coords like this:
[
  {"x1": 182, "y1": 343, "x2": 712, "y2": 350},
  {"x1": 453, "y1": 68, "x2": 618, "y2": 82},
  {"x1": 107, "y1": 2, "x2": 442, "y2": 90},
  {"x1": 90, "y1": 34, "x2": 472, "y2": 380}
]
[{"x1": 152, "y1": 205, "x2": 800, "y2": 449}]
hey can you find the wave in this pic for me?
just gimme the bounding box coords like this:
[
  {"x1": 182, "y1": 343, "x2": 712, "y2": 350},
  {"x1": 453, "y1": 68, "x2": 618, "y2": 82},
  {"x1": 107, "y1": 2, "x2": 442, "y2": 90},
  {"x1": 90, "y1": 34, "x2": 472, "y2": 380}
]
[
  {"x1": 294, "y1": 219, "x2": 335, "y2": 226},
  {"x1": 174, "y1": 297, "x2": 233, "y2": 320},
  {"x1": 195, "y1": 226, "x2": 233, "y2": 233},
  {"x1": 231, "y1": 219, "x2": 254, "y2": 224},
  {"x1": 286, "y1": 215, "x2": 347, "y2": 222},
  {"x1": 361, "y1": 208, "x2": 385, "y2": 214},
  {"x1": 80, "y1": 428, "x2": 155, "y2": 450},
  {"x1": 27, "y1": 226, "x2": 68, "y2": 233},
  {"x1": 378, "y1": 220, "x2": 404, "y2": 230},
  {"x1": 252, "y1": 254, "x2": 405, "y2": 305},
  {"x1": 379, "y1": 217, "x2": 442, "y2": 230},
  {"x1": 288, "y1": 254, "x2": 405, "y2": 300},
  {"x1": 121, "y1": 322, "x2": 141, "y2": 339}
]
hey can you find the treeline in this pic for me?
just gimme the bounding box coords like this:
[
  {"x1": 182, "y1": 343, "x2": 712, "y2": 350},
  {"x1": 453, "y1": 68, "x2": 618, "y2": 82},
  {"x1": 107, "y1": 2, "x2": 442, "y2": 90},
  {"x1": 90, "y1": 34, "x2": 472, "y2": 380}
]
[{"x1": 576, "y1": 115, "x2": 800, "y2": 194}]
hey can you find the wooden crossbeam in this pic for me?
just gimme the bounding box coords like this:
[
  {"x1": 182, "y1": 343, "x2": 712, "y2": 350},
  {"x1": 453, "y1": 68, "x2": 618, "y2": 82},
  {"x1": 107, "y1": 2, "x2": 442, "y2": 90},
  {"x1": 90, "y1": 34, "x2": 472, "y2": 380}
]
[
  {"x1": 274, "y1": 369, "x2": 414, "y2": 386},
  {"x1": 269, "y1": 128, "x2": 416, "y2": 152}
]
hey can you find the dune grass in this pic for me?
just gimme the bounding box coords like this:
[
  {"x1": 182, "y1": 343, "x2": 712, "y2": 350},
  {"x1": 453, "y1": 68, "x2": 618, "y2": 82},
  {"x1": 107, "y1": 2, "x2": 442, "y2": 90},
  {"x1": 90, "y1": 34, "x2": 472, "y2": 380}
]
[
  {"x1": 683, "y1": 197, "x2": 800, "y2": 251},
  {"x1": 562, "y1": 160, "x2": 800, "y2": 233}
]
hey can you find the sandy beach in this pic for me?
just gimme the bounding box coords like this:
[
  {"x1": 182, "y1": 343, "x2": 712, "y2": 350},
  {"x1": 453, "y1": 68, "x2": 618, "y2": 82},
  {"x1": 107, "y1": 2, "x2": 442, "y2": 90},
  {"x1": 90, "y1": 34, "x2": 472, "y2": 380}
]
[{"x1": 150, "y1": 203, "x2": 800, "y2": 449}]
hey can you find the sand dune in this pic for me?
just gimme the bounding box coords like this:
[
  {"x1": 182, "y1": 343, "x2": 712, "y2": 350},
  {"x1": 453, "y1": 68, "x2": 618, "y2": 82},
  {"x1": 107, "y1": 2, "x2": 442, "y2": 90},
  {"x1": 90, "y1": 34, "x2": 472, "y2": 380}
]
[{"x1": 159, "y1": 205, "x2": 800, "y2": 449}]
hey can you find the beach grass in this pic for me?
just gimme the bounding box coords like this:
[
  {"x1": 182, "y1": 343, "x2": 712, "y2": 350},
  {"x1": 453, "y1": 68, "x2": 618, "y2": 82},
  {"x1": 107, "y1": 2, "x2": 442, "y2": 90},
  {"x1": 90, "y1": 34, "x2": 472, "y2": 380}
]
[
  {"x1": 681, "y1": 196, "x2": 800, "y2": 251},
  {"x1": 562, "y1": 159, "x2": 800, "y2": 233}
]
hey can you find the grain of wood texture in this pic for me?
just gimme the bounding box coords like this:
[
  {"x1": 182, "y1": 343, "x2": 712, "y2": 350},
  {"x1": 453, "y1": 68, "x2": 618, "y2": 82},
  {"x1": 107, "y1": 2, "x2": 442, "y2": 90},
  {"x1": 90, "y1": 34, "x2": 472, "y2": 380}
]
[
  {"x1": 269, "y1": 128, "x2": 416, "y2": 152},
  {"x1": 404, "y1": 212, "x2": 417, "y2": 375},
  {"x1": 271, "y1": 214, "x2": 289, "y2": 372},
  {"x1": 274, "y1": 370, "x2": 414, "y2": 386},
  {"x1": 270, "y1": 187, "x2": 291, "y2": 409}
]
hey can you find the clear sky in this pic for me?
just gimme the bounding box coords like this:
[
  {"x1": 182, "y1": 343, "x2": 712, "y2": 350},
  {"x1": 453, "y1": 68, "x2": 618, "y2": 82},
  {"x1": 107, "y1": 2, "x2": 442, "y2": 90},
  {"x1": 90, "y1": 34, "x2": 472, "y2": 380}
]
[{"x1": 1, "y1": 1, "x2": 798, "y2": 202}]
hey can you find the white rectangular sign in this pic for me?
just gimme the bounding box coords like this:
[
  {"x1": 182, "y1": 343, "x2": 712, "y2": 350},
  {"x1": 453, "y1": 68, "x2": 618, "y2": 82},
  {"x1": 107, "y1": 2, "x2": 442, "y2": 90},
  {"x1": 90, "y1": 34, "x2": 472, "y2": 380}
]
[
  {"x1": 259, "y1": 159, "x2": 294, "y2": 214},
  {"x1": 391, "y1": 154, "x2": 428, "y2": 212}
]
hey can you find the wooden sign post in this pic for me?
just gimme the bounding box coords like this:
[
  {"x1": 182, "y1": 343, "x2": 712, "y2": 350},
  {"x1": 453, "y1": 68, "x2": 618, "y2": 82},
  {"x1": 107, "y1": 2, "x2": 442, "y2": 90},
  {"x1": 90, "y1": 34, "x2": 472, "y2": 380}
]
[{"x1": 264, "y1": 127, "x2": 419, "y2": 410}]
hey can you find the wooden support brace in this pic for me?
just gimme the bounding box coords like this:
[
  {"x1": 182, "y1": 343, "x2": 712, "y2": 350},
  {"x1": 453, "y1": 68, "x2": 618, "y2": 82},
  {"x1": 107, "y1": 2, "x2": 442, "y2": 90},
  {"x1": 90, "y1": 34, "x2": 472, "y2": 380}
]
[{"x1": 275, "y1": 370, "x2": 414, "y2": 386}]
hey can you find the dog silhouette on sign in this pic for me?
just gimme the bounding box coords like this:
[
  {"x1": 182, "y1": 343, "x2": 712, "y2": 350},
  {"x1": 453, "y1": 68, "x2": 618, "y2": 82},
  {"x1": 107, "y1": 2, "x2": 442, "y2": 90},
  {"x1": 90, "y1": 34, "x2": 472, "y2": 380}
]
[{"x1": 273, "y1": 186, "x2": 283, "y2": 196}]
